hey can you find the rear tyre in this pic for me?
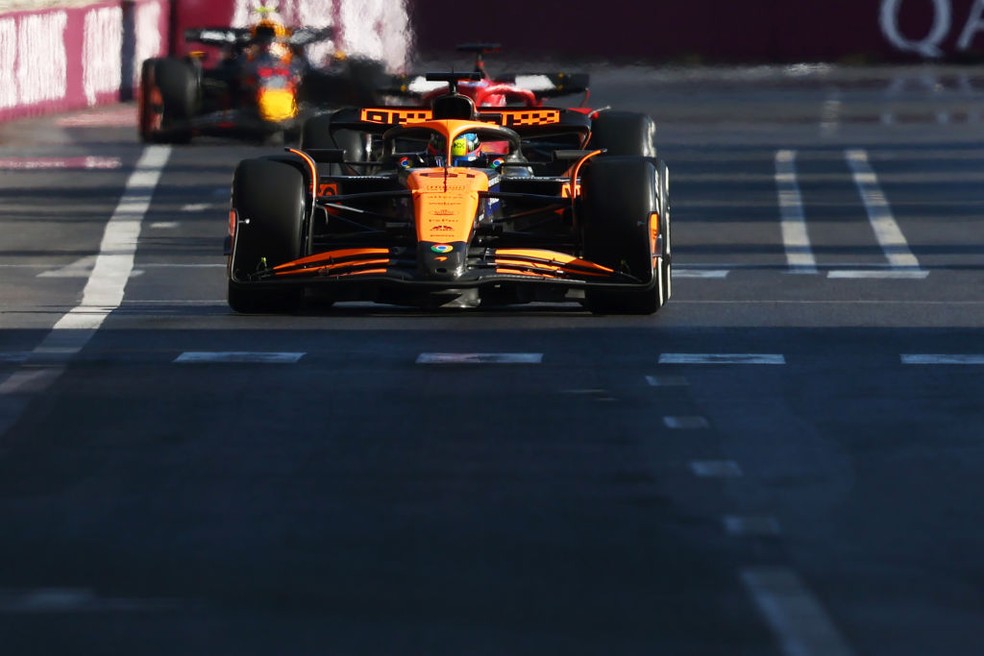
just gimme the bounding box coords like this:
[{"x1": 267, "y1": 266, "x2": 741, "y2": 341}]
[
  {"x1": 154, "y1": 57, "x2": 198, "y2": 144},
  {"x1": 138, "y1": 58, "x2": 163, "y2": 143},
  {"x1": 228, "y1": 159, "x2": 307, "y2": 313},
  {"x1": 581, "y1": 157, "x2": 666, "y2": 315},
  {"x1": 588, "y1": 110, "x2": 657, "y2": 158}
]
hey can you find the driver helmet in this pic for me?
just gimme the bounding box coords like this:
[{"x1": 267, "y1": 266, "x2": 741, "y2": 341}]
[
  {"x1": 250, "y1": 2, "x2": 289, "y2": 44},
  {"x1": 252, "y1": 18, "x2": 288, "y2": 44},
  {"x1": 451, "y1": 132, "x2": 480, "y2": 166}
]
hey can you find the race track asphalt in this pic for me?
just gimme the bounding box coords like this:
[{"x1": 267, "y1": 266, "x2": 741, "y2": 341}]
[{"x1": 0, "y1": 63, "x2": 982, "y2": 655}]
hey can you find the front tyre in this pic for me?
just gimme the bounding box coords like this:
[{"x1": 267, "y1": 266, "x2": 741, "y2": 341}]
[
  {"x1": 228, "y1": 159, "x2": 307, "y2": 313},
  {"x1": 581, "y1": 157, "x2": 667, "y2": 315}
]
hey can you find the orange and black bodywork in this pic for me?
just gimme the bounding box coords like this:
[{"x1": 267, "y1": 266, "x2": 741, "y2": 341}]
[{"x1": 228, "y1": 100, "x2": 671, "y2": 313}]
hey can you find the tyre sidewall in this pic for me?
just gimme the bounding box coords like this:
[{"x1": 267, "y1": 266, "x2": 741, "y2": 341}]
[{"x1": 588, "y1": 111, "x2": 657, "y2": 158}]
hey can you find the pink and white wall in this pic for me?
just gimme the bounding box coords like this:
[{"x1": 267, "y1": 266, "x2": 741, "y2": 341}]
[{"x1": 0, "y1": 0, "x2": 170, "y2": 122}]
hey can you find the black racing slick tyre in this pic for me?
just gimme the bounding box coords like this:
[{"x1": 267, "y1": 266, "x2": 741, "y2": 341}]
[
  {"x1": 228, "y1": 159, "x2": 306, "y2": 313},
  {"x1": 588, "y1": 110, "x2": 657, "y2": 158},
  {"x1": 138, "y1": 58, "x2": 162, "y2": 143},
  {"x1": 581, "y1": 157, "x2": 667, "y2": 315},
  {"x1": 153, "y1": 57, "x2": 198, "y2": 143}
]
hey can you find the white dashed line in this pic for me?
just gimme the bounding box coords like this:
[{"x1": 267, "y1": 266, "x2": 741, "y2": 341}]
[
  {"x1": 663, "y1": 416, "x2": 710, "y2": 429},
  {"x1": 819, "y1": 96, "x2": 842, "y2": 137},
  {"x1": 0, "y1": 588, "x2": 177, "y2": 613},
  {"x1": 844, "y1": 149, "x2": 926, "y2": 275},
  {"x1": 645, "y1": 375, "x2": 689, "y2": 387},
  {"x1": 674, "y1": 269, "x2": 730, "y2": 279},
  {"x1": 174, "y1": 352, "x2": 305, "y2": 364},
  {"x1": 827, "y1": 270, "x2": 930, "y2": 279},
  {"x1": 741, "y1": 567, "x2": 854, "y2": 656},
  {"x1": 0, "y1": 156, "x2": 122, "y2": 170},
  {"x1": 659, "y1": 353, "x2": 786, "y2": 365},
  {"x1": 690, "y1": 460, "x2": 744, "y2": 478},
  {"x1": 416, "y1": 353, "x2": 543, "y2": 364},
  {"x1": 901, "y1": 354, "x2": 984, "y2": 365},
  {"x1": 775, "y1": 150, "x2": 818, "y2": 275},
  {"x1": 724, "y1": 515, "x2": 781, "y2": 537}
]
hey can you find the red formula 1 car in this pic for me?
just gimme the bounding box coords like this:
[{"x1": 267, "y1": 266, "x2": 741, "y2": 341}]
[
  {"x1": 138, "y1": 10, "x2": 386, "y2": 144},
  {"x1": 386, "y1": 43, "x2": 592, "y2": 109},
  {"x1": 226, "y1": 91, "x2": 671, "y2": 315}
]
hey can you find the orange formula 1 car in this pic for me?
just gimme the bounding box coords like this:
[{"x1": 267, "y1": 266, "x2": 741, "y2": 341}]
[{"x1": 226, "y1": 92, "x2": 671, "y2": 314}]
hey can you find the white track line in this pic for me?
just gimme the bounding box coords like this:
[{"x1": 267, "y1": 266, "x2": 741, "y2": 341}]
[
  {"x1": 724, "y1": 515, "x2": 781, "y2": 537},
  {"x1": 901, "y1": 354, "x2": 984, "y2": 365},
  {"x1": 690, "y1": 460, "x2": 744, "y2": 478},
  {"x1": 174, "y1": 352, "x2": 304, "y2": 364},
  {"x1": 659, "y1": 353, "x2": 786, "y2": 365},
  {"x1": 29, "y1": 146, "x2": 172, "y2": 362},
  {"x1": 674, "y1": 269, "x2": 730, "y2": 279},
  {"x1": 1, "y1": 147, "x2": 170, "y2": 440},
  {"x1": 844, "y1": 150, "x2": 925, "y2": 274},
  {"x1": 775, "y1": 150, "x2": 818, "y2": 275},
  {"x1": 663, "y1": 416, "x2": 710, "y2": 429},
  {"x1": 741, "y1": 567, "x2": 854, "y2": 656},
  {"x1": 417, "y1": 353, "x2": 543, "y2": 364}
]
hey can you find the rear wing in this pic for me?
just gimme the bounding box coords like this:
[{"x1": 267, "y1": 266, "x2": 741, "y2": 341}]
[
  {"x1": 323, "y1": 106, "x2": 592, "y2": 135},
  {"x1": 184, "y1": 27, "x2": 252, "y2": 47},
  {"x1": 382, "y1": 71, "x2": 590, "y2": 101},
  {"x1": 184, "y1": 26, "x2": 333, "y2": 49}
]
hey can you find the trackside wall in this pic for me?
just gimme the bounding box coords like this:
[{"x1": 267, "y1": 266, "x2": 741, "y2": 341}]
[
  {"x1": 0, "y1": 0, "x2": 170, "y2": 122},
  {"x1": 411, "y1": 0, "x2": 984, "y2": 63}
]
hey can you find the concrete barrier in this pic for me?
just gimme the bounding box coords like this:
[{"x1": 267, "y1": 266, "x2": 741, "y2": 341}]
[{"x1": 0, "y1": 0, "x2": 170, "y2": 122}]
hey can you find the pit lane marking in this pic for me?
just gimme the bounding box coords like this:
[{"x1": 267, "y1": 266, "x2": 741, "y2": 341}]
[
  {"x1": 674, "y1": 269, "x2": 730, "y2": 278},
  {"x1": 174, "y1": 352, "x2": 305, "y2": 364},
  {"x1": 28, "y1": 146, "x2": 171, "y2": 362},
  {"x1": 0, "y1": 156, "x2": 121, "y2": 170},
  {"x1": 775, "y1": 150, "x2": 818, "y2": 275},
  {"x1": 0, "y1": 588, "x2": 177, "y2": 613},
  {"x1": 901, "y1": 354, "x2": 984, "y2": 365},
  {"x1": 844, "y1": 149, "x2": 927, "y2": 276},
  {"x1": 690, "y1": 460, "x2": 744, "y2": 477},
  {"x1": 741, "y1": 567, "x2": 854, "y2": 656},
  {"x1": 663, "y1": 416, "x2": 709, "y2": 429},
  {"x1": 645, "y1": 375, "x2": 689, "y2": 387},
  {"x1": 416, "y1": 353, "x2": 543, "y2": 364},
  {"x1": 659, "y1": 353, "x2": 786, "y2": 365},
  {"x1": 724, "y1": 515, "x2": 781, "y2": 537}
]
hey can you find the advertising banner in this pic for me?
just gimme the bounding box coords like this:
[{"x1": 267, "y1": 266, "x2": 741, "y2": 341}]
[{"x1": 0, "y1": 0, "x2": 170, "y2": 122}]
